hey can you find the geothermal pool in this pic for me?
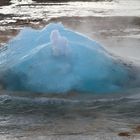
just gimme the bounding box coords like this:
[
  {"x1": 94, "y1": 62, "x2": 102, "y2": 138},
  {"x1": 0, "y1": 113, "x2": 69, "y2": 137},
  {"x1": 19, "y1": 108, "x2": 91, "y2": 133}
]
[{"x1": 0, "y1": 0, "x2": 140, "y2": 140}]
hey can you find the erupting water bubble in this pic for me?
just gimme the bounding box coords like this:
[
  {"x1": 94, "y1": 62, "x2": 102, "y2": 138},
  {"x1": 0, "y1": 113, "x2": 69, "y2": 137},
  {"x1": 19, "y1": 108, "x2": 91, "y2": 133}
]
[{"x1": 0, "y1": 23, "x2": 139, "y2": 94}]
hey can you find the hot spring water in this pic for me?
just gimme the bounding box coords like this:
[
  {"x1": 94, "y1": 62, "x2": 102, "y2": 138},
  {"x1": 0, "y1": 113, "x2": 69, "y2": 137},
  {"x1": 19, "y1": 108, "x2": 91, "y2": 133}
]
[{"x1": 0, "y1": 23, "x2": 140, "y2": 94}]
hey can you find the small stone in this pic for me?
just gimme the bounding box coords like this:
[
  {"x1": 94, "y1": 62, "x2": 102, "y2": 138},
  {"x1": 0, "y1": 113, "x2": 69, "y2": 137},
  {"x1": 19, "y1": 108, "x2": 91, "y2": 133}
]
[{"x1": 118, "y1": 132, "x2": 131, "y2": 137}]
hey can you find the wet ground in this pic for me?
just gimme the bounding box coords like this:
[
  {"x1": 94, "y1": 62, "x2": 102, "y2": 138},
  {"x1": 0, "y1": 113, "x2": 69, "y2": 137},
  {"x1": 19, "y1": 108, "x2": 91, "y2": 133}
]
[{"x1": 0, "y1": 0, "x2": 140, "y2": 140}]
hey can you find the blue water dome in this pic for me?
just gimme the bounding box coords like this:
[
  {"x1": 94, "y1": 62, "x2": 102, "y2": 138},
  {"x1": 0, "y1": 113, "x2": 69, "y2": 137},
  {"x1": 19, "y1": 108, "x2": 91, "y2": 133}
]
[{"x1": 0, "y1": 23, "x2": 136, "y2": 94}]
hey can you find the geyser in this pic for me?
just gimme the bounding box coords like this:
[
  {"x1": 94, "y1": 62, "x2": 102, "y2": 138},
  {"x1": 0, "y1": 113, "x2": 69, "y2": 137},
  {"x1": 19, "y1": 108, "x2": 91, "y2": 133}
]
[{"x1": 0, "y1": 23, "x2": 139, "y2": 93}]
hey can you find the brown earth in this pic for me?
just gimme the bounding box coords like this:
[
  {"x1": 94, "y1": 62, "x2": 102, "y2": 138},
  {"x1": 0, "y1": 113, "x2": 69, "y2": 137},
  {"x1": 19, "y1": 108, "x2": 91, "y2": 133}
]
[{"x1": 0, "y1": 0, "x2": 11, "y2": 6}]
